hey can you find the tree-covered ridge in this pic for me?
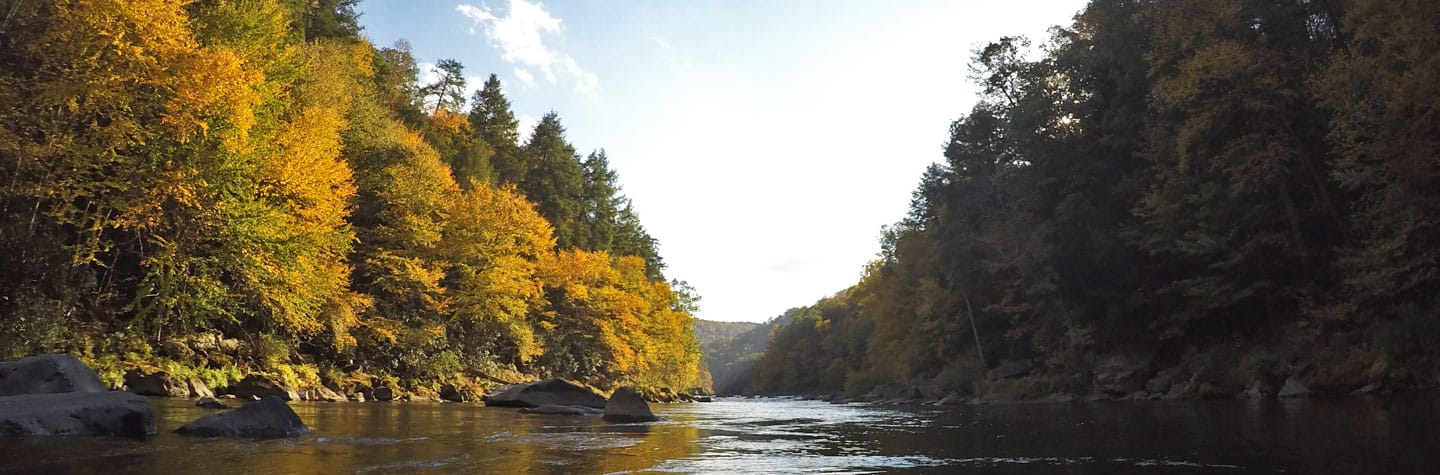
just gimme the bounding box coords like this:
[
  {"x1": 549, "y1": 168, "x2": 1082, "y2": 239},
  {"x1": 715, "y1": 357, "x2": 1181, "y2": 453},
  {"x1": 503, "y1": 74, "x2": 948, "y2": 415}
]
[
  {"x1": 753, "y1": 0, "x2": 1440, "y2": 399},
  {"x1": 693, "y1": 320, "x2": 761, "y2": 394},
  {"x1": 0, "y1": 0, "x2": 701, "y2": 397}
]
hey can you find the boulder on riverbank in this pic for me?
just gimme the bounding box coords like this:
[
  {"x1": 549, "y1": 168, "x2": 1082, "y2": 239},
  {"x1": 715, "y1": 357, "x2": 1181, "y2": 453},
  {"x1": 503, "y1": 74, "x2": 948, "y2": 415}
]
[
  {"x1": 175, "y1": 396, "x2": 308, "y2": 438},
  {"x1": 0, "y1": 391, "x2": 156, "y2": 437},
  {"x1": 1238, "y1": 379, "x2": 1277, "y2": 399},
  {"x1": 1092, "y1": 355, "x2": 1151, "y2": 396},
  {"x1": 124, "y1": 369, "x2": 190, "y2": 398},
  {"x1": 987, "y1": 359, "x2": 1033, "y2": 380},
  {"x1": 301, "y1": 385, "x2": 346, "y2": 402},
  {"x1": 188, "y1": 378, "x2": 215, "y2": 399},
  {"x1": 936, "y1": 393, "x2": 966, "y2": 406},
  {"x1": 0, "y1": 354, "x2": 108, "y2": 396},
  {"x1": 229, "y1": 374, "x2": 299, "y2": 401},
  {"x1": 603, "y1": 387, "x2": 660, "y2": 423},
  {"x1": 519, "y1": 404, "x2": 603, "y2": 416},
  {"x1": 483, "y1": 379, "x2": 607, "y2": 409},
  {"x1": 1277, "y1": 377, "x2": 1311, "y2": 398},
  {"x1": 440, "y1": 383, "x2": 471, "y2": 402}
]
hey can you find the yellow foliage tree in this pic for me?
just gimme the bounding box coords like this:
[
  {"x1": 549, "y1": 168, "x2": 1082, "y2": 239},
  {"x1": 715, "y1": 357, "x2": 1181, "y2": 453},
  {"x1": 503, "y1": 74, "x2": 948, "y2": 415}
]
[
  {"x1": 535, "y1": 250, "x2": 699, "y2": 389},
  {"x1": 442, "y1": 183, "x2": 556, "y2": 367}
]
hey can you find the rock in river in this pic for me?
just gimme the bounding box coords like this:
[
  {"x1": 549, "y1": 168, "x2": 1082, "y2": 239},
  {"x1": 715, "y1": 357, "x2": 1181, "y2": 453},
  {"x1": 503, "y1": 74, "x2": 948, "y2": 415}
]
[
  {"x1": 0, "y1": 354, "x2": 108, "y2": 396},
  {"x1": 175, "y1": 396, "x2": 308, "y2": 438},
  {"x1": 196, "y1": 397, "x2": 229, "y2": 409},
  {"x1": 603, "y1": 386, "x2": 660, "y2": 423},
  {"x1": 482, "y1": 379, "x2": 607, "y2": 409},
  {"x1": 0, "y1": 391, "x2": 157, "y2": 437}
]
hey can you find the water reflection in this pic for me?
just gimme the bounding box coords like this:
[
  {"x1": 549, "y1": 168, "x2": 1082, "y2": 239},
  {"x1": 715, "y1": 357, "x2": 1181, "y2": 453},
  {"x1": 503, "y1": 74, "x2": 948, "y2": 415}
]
[{"x1": 0, "y1": 396, "x2": 1436, "y2": 473}]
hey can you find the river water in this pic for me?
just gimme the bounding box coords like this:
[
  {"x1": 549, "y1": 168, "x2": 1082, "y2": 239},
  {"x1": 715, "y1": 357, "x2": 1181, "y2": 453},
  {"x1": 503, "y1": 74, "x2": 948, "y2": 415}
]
[{"x1": 0, "y1": 396, "x2": 1435, "y2": 473}]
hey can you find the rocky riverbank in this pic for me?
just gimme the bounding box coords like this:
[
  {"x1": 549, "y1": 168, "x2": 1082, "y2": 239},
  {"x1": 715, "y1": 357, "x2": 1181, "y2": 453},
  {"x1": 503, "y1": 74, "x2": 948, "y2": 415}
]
[
  {"x1": 0, "y1": 354, "x2": 314, "y2": 439},
  {"x1": 2, "y1": 353, "x2": 685, "y2": 441},
  {"x1": 784, "y1": 352, "x2": 1435, "y2": 407}
]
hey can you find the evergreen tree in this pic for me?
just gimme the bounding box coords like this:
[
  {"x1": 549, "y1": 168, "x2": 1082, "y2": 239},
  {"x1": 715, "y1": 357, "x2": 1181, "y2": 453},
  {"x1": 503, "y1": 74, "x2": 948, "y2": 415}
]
[
  {"x1": 470, "y1": 74, "x2": 524, "y2": 184},
  {"x1": 519, "y1": 112, "x2": 587, "y2": 249}
]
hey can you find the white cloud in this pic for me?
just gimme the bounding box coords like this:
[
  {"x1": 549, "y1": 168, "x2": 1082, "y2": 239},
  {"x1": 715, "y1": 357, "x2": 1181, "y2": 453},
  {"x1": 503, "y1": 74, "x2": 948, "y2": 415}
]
[
  {"x1": 516, "y1": 114, "x2": 539, "y2": 143},
  {"x1": 417, "y1": 61, "x2": 441, "y2": 87},
  {"x1": 559, "y1": 56, "x2": 598, "y2": 95},
  {"x1": 649, "y1": 36, "x2": 674, "y2": 51},
  {"x1": 513, "y1": 67, "x2": 537, "y2": 89},
  {"x1": 456, "y1": 0, "x2": 598, "y2": 96}
]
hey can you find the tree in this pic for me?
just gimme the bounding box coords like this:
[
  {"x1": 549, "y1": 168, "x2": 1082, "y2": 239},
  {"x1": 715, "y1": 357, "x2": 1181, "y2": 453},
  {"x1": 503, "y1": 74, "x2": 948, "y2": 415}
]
[
  {"x1": 421, "y1": 58, "x2": 466, "y2": 115},
  {"x1": 1317, "y1": 0, "x2": 1440, "y2": 358},
  {"x1": 470, "y1": 74, "x2": 524, "y2": 184},
  {"x1": 520, "y1": 112, "x2": 587, "y2": 249},
  {"x1": 441, "y1": 182, "x2": 555, "y2": 368}
]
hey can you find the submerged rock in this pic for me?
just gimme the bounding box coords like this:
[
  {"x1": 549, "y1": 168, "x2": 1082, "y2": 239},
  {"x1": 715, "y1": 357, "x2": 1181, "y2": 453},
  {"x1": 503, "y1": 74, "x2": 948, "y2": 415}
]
[
  {"x1": 229, "y1": 375, "x2": 299, "y2": 402},
  {"x1": 0, "y1": 354, "x2": 109, "y2": 396},
  {"x1": 483, "y1": 379, "x2": 607, "y2": 409},
  {"x1": 519, "y1": 404, "x2": 602, "y2": 416},
  {"x1": 175, "y1": 396, "x2": 308, "y2": 438},
  {"x1": 0, "y1": 391, "x2": 156, "y2": 437},
  {"x1": 196, "y1": 397, "x2": 229, "y2": 409},
  {"x1": 603, "y1": 387, "x2": 660, "y2": 423}
]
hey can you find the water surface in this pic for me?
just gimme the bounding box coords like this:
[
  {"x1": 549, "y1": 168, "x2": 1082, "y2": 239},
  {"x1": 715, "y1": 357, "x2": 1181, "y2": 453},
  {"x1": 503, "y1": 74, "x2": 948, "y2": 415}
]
[{"x1": 0, "y1": 396, "x2": 1434, "y2": 473}]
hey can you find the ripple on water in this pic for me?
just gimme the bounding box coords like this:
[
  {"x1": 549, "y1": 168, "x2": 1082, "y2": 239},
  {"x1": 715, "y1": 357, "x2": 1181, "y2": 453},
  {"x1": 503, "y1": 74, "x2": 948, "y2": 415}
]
[
  {"x1": 505, "y1": 431, "x2": 644, "y2": 452},
  {"x1": 635, "y1": 453, "x2": 950, "y2": 474}
]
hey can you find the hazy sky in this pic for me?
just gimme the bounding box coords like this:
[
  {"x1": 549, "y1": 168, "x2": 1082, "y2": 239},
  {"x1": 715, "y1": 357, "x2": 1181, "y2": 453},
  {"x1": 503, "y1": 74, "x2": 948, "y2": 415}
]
[{"x1": 357, "y1": 0, "x2": 1089, "y2": 323}]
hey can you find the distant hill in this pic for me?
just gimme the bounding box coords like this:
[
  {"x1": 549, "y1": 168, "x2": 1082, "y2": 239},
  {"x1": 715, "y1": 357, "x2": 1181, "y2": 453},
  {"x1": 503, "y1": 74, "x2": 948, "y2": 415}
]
[
  {"x1": 695, "y1": 320, "x2": 759, "y2": 352},
  {"x1": 695, "y1": 312, "x2": 799, "y2": 395}
]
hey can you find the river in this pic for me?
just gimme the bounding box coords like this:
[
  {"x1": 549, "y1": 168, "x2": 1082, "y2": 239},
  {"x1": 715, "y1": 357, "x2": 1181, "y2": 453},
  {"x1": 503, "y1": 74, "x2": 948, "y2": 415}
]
[{"x1": 0, "y1": 396, "x2": 1435, "y2": 473}]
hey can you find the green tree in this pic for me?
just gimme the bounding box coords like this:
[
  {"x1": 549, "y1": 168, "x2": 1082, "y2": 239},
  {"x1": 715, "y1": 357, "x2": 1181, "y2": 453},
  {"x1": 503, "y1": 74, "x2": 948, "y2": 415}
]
[
  {"x1": 421, "y1": 58, "x2": 466, "y2": 115},
  {"x1": 470, "y1": 74, "x2": 524, "y2": 184},
  {"x1": 519, "y1": 112, "x2": 587, "y2": 250}
]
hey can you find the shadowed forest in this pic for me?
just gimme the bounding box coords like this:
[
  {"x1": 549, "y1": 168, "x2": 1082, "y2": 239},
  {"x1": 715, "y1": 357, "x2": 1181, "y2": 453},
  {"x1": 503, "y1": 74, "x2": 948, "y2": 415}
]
[{"x1": 748, "y1": 0, "x2": 1440, "y2": 401}]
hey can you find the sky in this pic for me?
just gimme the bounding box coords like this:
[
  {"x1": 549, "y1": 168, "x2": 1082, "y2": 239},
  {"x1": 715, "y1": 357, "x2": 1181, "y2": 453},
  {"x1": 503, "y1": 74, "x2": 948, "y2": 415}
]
[{"x1": 356, "y1": 0, "x2": 1090, "y2": 323}]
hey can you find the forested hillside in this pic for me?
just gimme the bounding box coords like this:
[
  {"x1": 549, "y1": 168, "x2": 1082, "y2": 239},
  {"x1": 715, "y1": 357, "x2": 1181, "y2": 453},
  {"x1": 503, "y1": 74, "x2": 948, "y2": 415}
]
[
  {"x1": 694, "y1": 319, "x2": 765, "y2": 395},
  {"x1": 0, "y1": 0, "x2": 701, "y2": 398},
  {"x1": 753, "y1": 0, "x2": 1440, "y2": 400},
  {"x1": 695, "y1": 321, "x2": 759, "y2": 356}
]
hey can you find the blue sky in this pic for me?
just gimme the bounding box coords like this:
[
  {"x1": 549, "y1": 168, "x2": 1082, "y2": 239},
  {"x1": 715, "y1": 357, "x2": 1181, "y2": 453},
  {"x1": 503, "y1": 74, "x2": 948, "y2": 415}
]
[{"x1": 356, "y1": 0, "x2": 1090, "y2": 323}]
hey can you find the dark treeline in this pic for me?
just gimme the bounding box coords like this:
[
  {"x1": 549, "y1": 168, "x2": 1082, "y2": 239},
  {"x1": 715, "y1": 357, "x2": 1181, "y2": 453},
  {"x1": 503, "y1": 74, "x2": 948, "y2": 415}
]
[
  {"x1": 753, "y1": 0, "x2": 1439, "y2": 399},
  {"x1": 0, "y1": 0, "x2": 700, "y2": 398}
]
